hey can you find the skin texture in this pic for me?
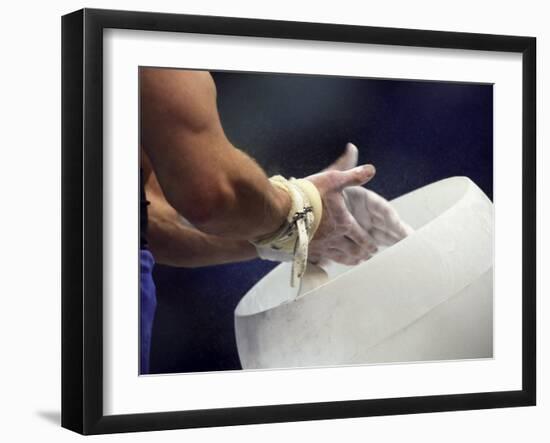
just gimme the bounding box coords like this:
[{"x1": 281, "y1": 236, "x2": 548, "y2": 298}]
[
  {"x1": 140, "y1": 68, "x2": 291, "y2": 240},
  {"x1": 140, "y1": 68, "x2": 408, "y2": 267},
  {"x1": 307, "y1": 147, "x2": 376, "y2": 266},
  {"x1": 308, "y1": 143, "x2": 413, "y2": 267},
  {"x1": 344, "y1": 186, "x2": 414, "y2": 248},
  {"x1": 143, "y1": 152, "x2": 257, "y2": 267},
  {"x1": 143, "y1": 142, "x2": 411, "y2": 268}
]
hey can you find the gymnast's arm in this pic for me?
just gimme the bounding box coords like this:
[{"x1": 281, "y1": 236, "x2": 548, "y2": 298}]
[
  {"x1": 143, "y1": 157, "x2": 258, "y2": 267},
  {"x1": 140, "y1": 68, "x2": 290, "y2": 241}
]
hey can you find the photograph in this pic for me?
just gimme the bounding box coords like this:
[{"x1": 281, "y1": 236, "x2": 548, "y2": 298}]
[
  {"x1": 59, "y1": 7, "x2": 537, "y2": 434},
  {"x1": 0, "y1": 0, "x2": 544, "y2": 437},
  {"x1": 138, "y1": 68, "x2": 494, "y2": 375}
]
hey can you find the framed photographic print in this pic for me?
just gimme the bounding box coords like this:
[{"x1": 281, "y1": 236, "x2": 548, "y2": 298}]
[{"x1": 61, "y1": 8, "x2": 536, "y2": 434}]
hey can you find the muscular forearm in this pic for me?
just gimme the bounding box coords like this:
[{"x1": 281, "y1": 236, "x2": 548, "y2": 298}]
[
  {"x1": 143, "y1": 158, "x2": 259, "y2": 267},
  {"x1": 196, "y1": 144, "x2": 291, "y2": 238},
  {"x1": 154, "y1": 132, "x2": 290, "y2": 239},
  {"x1": 146, "y1": 189, "x2": 257, "y2": 267},
  {"x1": 148, "y1": 210, "x2": 258, "y2": 267},
  {"x1": 140, "y1": 68, "x2": 290, "y2": 241}
]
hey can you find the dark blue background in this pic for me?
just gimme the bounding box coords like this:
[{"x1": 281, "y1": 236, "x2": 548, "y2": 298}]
[{"x1": 149, "y1": 72, "x2": 493, "y2": 374}]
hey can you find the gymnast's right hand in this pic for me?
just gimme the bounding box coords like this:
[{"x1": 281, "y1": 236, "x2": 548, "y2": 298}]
[{"x1": 306, "y1": 147, "x2": 378, "y2": 267}]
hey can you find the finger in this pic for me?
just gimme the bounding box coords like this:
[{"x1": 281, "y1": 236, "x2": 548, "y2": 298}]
[
  {"x1": 362, "y1": 189, "x2": 403, "y2": 224},
  {"x1": 365, "y1": 195, "x2": 411, "y2": 239},
  {"x1": 327, "y1": 247, "x2": 368, "y2": 266},
  {"x1": 330, "y1": 164, "x2": 376, "y2": 191},
  {"x1": 323, "y1": 142, "x2": 359, "y2": 172},
  {"x1": 390, "y1": 220, "x2": 414, "y2": 238},
  {"x1": 345, "y1": 218, "x2": 378, "y2": 254},
  {"x1": 325, "y1": 248, "x2": 345, "y2": 263},
  {"x1": 370, "y1": 226, "x2": 401, "y2": 246},
  {"x1": 333, "y1": 236, "x2": 373, "y2": 262},
  {"x1": 342, "y1": 187, "x2": 375, "y2": 232},
  {"x1": 308, "y1": 256, "x2": 330, "y2": 268},
  {"x1": 363, "y1": 190, "x2": 394, "y2": 218},
  {"x1": 371, "y1": 211, "x2": 412, "y2": 239}
]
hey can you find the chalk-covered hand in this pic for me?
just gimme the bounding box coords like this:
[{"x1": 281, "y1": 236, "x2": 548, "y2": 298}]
[
  {"x1": 308, "y1": 142, "x2": 413, "y2": 266},
  {"x1": 255, "y1": 143, "x2": 375, "y2": 265},
  {"x1": 306, "y1": 144, "x2": 378, "y2": 266},
  {"x1": 256, "y1": 143, "x2": 411, "y2": 267},
  {"x1": 343, "y1": 186, "x2": 413, "y2": 247}
]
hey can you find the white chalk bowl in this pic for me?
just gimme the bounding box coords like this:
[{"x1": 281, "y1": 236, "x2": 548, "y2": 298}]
[{"x1": 235, "y1": 177, "x2": 493, "y2": 369}]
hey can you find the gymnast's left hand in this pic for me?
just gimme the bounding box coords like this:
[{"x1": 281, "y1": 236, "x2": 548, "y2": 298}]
[{"x1": 308, "y1": 142, "x2": 413, "y2": 267}]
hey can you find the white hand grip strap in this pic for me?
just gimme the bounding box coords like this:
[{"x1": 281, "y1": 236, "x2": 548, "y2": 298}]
[{"x1": 251, "y1": 175, "x2": 322, "y2": 287}]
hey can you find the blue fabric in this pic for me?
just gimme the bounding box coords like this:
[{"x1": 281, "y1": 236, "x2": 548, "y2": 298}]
[{"x1": 140, "y1": 249, "x2": 157, "y2": 374}]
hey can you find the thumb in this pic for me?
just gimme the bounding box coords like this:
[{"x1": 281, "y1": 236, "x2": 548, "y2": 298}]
[
  {"x1": 324, "y1": 142, "x2": 359, "y2": 171},
  {"x1": 331, "y1": 164, "x2": 376, "y2": 190}
]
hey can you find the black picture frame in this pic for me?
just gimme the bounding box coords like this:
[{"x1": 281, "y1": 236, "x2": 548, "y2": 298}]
[{"x1": 61, "y1": 8, "x2": 536, "y2": 435}]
